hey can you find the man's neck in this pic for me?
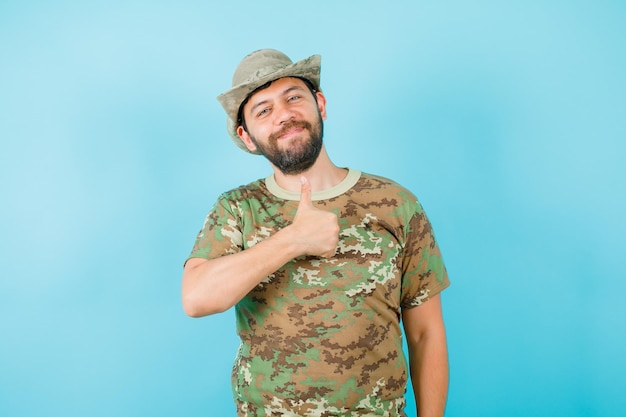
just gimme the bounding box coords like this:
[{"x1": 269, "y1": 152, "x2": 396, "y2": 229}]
[{"x1": 271, "y1": 147, "x2": 347, "y2": 193}]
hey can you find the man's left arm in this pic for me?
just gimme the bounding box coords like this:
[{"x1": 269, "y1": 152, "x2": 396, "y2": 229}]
[{"x1": 402, "y1": 294, "x2": 449, "y2": 417}]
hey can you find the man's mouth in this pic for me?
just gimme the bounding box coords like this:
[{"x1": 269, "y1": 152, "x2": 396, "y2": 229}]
[
  {"x1": 271, "y1": 121, "x2": 311, "y2": 142},
  {"x1": 277, "y1": 126, "x2": 304, "y2": 140}
]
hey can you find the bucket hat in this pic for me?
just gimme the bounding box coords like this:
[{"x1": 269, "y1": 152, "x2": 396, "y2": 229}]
[{"x1": 217, "y1": 49, "x2": 321, "y2": 154}]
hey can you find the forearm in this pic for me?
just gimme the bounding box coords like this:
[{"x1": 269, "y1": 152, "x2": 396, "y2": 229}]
[
  {"x1": 407, "y1": 329, "x2": 449, "y2": 417},
  {"x1": 182, "y1": 227, "x2": 301, "y2": 317}
]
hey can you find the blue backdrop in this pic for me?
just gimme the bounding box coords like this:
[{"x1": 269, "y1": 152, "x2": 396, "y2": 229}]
[{"x1": 1, "y1": 1, "x2": 624, "y2": 416}]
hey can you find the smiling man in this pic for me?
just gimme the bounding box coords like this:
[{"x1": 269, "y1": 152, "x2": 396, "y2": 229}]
[
  {"x1": 182, "y1": 49, "x2": 450, "y2": 417},
  {"x1": 238, "y1": 77, "x2": 325, "y2": 175}
]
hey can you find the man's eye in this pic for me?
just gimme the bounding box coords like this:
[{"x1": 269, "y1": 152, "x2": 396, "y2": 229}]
[
  {"x1": 288, "y1": 95, "x2": 301, "y2": 102},
  {"x1": 257, "y1": 108, "x2": 270, "y2": 117}
]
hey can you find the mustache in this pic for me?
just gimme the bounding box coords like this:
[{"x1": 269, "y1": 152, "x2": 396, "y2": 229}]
[{"x1": 269, "y1": 120, "x2": 312, "y2": 142}]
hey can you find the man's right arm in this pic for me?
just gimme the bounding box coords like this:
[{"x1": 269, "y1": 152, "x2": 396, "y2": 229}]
[{"x1": 181, "y1": 177, "x2": 338, "y2": 317}]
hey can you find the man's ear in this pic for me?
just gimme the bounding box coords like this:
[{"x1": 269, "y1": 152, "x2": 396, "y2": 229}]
[
  {"x1": 316, "y1": 91, "x2": 327, "y2": 121},
  {"x1": 237, "y1": 126, "x2": 257, "y2": 152}
]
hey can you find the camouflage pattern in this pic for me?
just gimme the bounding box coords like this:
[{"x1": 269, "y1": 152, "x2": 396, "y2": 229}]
[
  {"x1": 216, "y1": 49, "x2": 322, "y2": 154},
  {"x1": 188, "y1": 170, "x2": 449, "y2": 416}
]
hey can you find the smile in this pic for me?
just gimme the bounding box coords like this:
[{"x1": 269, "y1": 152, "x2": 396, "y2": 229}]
[{"x1": 277, "y1": 126, "x2": 305, "y2": 140}]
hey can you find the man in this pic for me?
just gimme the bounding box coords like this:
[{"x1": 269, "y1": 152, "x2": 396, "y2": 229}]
[{"x1": 182, "y1": 49, "x2": 450, "y2": 417}]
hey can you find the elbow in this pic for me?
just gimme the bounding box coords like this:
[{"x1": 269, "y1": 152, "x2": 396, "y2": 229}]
[
  {"x1": 181, "y1": 261, "x2": 232, "y2": 317},
  {"x1": 182, "y1": 293, "x2": 229, "y2": 318},
  {"x1": 181, "y1": 295, "x2": 199, "y2": 317},
  {"x1": 182, "y1": 296, "x2": 210, "y2": 318},
  {"x1": 182, "y1": 303, "x2": 206, "y2": 318}
]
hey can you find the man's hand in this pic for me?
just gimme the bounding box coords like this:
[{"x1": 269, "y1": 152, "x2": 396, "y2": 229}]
[{"x1": 290, "y1": 176, "x2": 339, "y2": 258}]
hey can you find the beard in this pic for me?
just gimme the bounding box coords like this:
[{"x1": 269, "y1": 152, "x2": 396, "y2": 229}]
[{"x1": 249, "y1": 113, "x2": 324, "y2": 175}]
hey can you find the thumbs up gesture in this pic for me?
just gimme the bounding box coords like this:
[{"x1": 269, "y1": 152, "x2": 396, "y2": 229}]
[{"x1": 290, "y1": 176, "x2": 340, "y2": 258}]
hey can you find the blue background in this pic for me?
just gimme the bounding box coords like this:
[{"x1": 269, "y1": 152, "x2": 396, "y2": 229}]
[{"x1": 1, "y1": 1, "x2": 625, "y2": 416}]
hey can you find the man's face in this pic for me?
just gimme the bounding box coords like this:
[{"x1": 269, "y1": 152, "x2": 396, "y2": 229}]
[{"x1": 237, "y1": 77, "x2": 327, "y2": 175}]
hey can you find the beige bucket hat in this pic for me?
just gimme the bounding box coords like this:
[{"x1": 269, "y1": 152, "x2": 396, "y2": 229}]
[{"x1": 217, "y1": 49, "x2": 321, "y2": 154}]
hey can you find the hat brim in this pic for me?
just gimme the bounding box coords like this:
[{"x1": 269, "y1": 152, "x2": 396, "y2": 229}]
[{"x1": 217, "y1": 54, "x2": 321, "y2": 154}]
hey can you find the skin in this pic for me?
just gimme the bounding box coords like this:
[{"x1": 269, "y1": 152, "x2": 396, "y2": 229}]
[
  {"x1": 403, "y1": 295, "x2": 449, "y2": 417},
  {"x1": 181, "y1": 76, "x2": 448, "y2": 416}
]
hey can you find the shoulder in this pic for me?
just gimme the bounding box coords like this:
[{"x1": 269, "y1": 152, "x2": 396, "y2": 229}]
[
  {"x1": 348, "y1": 171, "x2": 428, "y2": 225},
  {"x1": 218, "y1": 178, "x2": 268, "y2": 202},
  {"x1": 209, "y1": 178, "x2": 274, "y2": 218},
  {"x1": 355, "y1": 171, "x2": 418, "y2": 202}
]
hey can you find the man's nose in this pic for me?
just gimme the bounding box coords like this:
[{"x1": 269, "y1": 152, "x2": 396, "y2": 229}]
[{"x1": 274, "y1": 103, "x2": 296, "y2": 124}]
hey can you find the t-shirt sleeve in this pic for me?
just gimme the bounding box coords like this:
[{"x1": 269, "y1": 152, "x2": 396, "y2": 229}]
[
  {"x1": 400, "y1": 199, "x2": 450, "y2": 309},
  {"x1": 186, "y1": 195, "x2": 244, "y2": 263}
]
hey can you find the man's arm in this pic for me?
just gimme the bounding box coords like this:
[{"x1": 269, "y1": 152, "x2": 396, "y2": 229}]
[
  {"x1": 182, "y1": 233, "x2": 300, "y2": 317},
  {"x1": 402, "y1": 294, "x2": 449, "y2": 417},
  {"x1": 182, "y1": 177, "x2": 339, "y2": 317}
]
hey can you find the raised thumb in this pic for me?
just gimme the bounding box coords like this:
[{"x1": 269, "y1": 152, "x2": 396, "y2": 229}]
[{"x1": 298, "y1": 176, "x2": 313, "y2": 208}]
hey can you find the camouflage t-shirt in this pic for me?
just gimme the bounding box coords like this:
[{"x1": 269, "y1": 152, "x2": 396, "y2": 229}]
[{"x1": 188, "y1": 169, "x2": 449, "y2": 417}]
